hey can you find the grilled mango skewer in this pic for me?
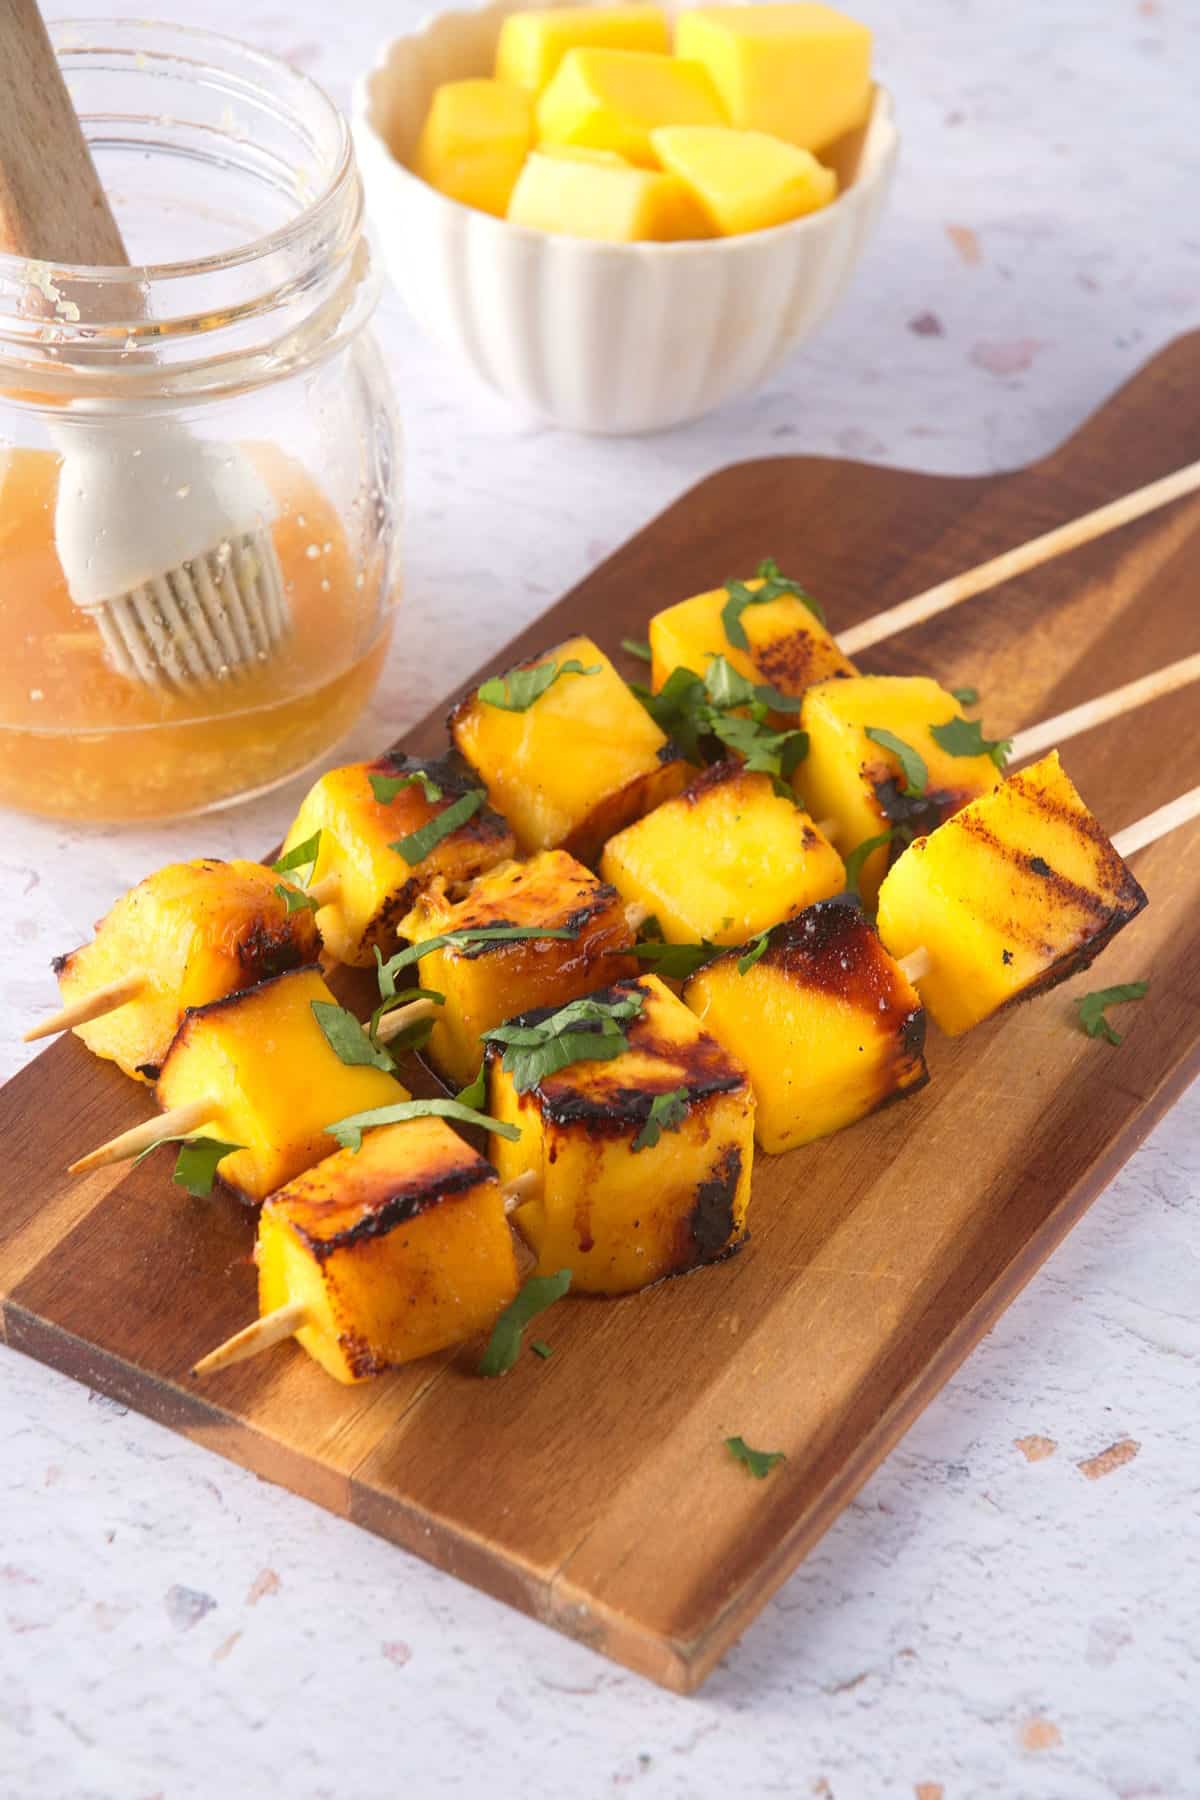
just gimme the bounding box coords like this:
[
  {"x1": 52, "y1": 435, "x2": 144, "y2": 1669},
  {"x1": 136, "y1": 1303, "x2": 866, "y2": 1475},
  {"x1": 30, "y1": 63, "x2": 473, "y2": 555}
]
[{"x1": 25, "y1": 860, "x2": 321, "y2": 1080}]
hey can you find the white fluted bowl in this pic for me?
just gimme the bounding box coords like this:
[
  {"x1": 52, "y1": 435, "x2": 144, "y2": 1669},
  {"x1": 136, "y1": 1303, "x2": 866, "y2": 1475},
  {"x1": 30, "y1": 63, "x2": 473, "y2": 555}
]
[{"x1": 353, "y1": 0, "x2": 898, "y2": 434}]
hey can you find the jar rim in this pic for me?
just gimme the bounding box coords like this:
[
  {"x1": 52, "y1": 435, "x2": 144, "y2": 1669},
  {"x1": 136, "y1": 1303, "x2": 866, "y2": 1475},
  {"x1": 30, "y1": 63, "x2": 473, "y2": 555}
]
[{"x1": 0, "y1": 19, "x2": 355, "y2": 286}]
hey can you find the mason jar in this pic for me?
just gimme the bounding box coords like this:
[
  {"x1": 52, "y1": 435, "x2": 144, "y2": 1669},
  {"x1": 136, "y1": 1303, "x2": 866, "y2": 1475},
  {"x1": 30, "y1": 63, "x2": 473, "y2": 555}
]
[{"x1": 0, "y1": 21, "x2": 401, "y2": 821}]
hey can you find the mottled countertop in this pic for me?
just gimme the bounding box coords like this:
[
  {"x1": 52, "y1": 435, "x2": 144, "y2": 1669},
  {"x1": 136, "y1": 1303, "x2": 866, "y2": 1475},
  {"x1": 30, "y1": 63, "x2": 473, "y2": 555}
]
[{"x1": 3, "y1": 0, "x2": 1198, "y2": 1794}]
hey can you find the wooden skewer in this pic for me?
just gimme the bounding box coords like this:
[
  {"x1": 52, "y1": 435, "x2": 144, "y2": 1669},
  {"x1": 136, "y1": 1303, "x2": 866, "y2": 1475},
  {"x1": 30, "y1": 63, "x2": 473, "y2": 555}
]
[
  {"x1": 839, "y1": 457, "x2": 1200, "y2": 656},
  {"x1": 897, "y1": 947, "x2": 932, "y2": 986},
  {"x1": 1112, "y1": 783, "x2": 1200, "y2": 860},
  {"x1": 68, "y1": 1097, "x2": 213, "y2": 1176},
  {"x1": 1008, "y1": 651, "x2": 1200, "y2": 764},
  {"x1": 306, "y1": 872, "x2": 340, "y2": 908},
  {"x1": 191, "y1": 1170, "x2": 542, "y2": 1379},
  {"x1": 24, "y1": 972, "x2": 145, "y2": 1042},
  {"x1": 374, "y1": 996, "x2": 439, "y2": 1044}
]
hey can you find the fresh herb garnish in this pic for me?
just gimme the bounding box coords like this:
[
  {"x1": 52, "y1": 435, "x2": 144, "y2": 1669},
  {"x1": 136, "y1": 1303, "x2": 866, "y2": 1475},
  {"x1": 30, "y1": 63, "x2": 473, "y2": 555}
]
[
  {"x1": 632, "y1": 1087, "x2": 690, "y2": 1152},
  {"x1": 477, "y1": 658, "x2": 600, "y2": 713},
  {"x1": 631, "y1": 666, "x2": 708, "y2": 762},
  {"x1": 392, "y1": 788, "x2": 486, "y2": 865},
  {"x1": 132, "y1": 1133, "x2": 242, "y2": 1198},
  {"x1": 737, "y1": 932, "x2": 770, "y2": 975},
  {"x1": 311, "y1": 1000, "x2": 397, "y2": 1072},
  {"x1": 275, "y1": 882, "x2": 319, "y2": 915},
  {"x1": 376, "y1": 924, "x2": 580, "y2": 996},
  {"x1": 479, "y1": 1269, "x2": 572, "y2": 1377},
  {"x1": 530, "y1": 1340, "x2": 553, "y2": 1360},
  {"x1": 456, "y1": 1063, "x2": 487, "y2": 1110},
  {"x1": 482, "y1": 991, "x2": 645, "y2": 1094},
  {"x1": 721, "y1": 558, "x2": 825, "y2": 649},
  {"x1": 326, "y1": 1097, "x2": 519, "y2": 1152},
  {"x1": 630, "y1": 938, "x2": 722, "y2": 980},
  {"x1": 368, "y1": 984, "x2": 444, "y2": 1046},
  {"x1": 370, "y1": 767, "x2": 443, "y2": 806},
  {"x1": 1074, "y1": 981, "x2": 1149, "y2": 1047},
  {"x1": 621, "y1": 637, "x2": 652, "y2": 663},
  {"x1": 951, "y1": 685, "x2": 979, "y2": 707},
  {"x1": 273, "y1": 830, "x2": 322, "y2": 884},
  {"x1": 930, "y1": 715, "x2": 1012, "y2": 769},
  {"x1": 704, "y1": 656, "x2": 802, "y2": 716},
  {"x1": 725, "y1": 1435, "x2": 786, "y2": 1479},
  {"x1": 710, "y1": 711, "x2": 808, "y2": 793},
  {"x1": 842, "y1": 830, "x2": 897, "y2": 897},
  {"x1": 864, "y1": 727, "x2": 928, "y2": 797},
  {"x1": 631, "y1": 655, "x2": 807, "y2": 790}
]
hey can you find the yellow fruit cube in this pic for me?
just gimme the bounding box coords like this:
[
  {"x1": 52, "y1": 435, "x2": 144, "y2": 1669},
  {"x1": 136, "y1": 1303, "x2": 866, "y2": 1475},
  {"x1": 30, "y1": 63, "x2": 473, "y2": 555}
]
[
  {"x1": 601, "y1": 761, "x2": 845, "y2": 946},
  {"x1": 875, "y1": 751, "x2": 1148, "y2": 1037},
  {"x1": 398, "y1": 850, "x2": 639, "y2": 1089},
  {"x1": 487, "y1": 973, "x2": 754, "y2": 1293},
  {"x1": 649, "y1": 573, "x2": 855, "y2": 705},
  {"x1": 53, "y1": 859, "x2": 320, "y2": 1083},
  {"x1": 798, "y1": 676, "x2": 1003, "y2": 909},
  {"x1": 280, "y1": 752, "x2": 515, "y2": 967},
  {"x1": 651, "y1": 125, "x2": 837, "y2": 235},
  {"x1": 507, "y1": 149, "x2": 711, "y2": 240},
  {"x1": 448, "y1": 635, "x2": 690, "y2": 865},
  {"x1": 156, "y1": 967, "x2": 408, "y2": 1204},
  {"x1": 496, "y1": 6, "x2": 669, "y2": 92},
  {"x1": 675, "y1": 4, "x2": 873, "y2": 153},
  {"x1": 536, "y1": 48, "x2": 726, "y2": 167},
  {"x1": 257, "y1": 1119, "x2": 520, "y2": 1383},
  {"x1": 684, "y1": 901, "x2": 927, "y2": 1152},
  {"x1": 413, "y1": 78, "x2": 534, "y2": 217}
]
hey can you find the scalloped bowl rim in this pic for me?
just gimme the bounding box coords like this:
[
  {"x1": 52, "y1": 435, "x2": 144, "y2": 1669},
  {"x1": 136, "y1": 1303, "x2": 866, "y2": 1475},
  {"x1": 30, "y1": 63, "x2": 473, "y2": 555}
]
[{"x1": 352, "y1": 0, "x2": 898, "y2": 259}]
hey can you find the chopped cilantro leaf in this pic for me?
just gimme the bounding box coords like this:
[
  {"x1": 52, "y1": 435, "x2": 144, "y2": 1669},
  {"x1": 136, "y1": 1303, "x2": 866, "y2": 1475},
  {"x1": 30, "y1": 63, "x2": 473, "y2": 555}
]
[
  {"x1": 326, "y1": 1096, "x2": 519, "y2": 1153},
  {"x1": 631, "y1": 938, "x2": 722, "y2": 980},
  {"x1": 311, "y1": 999, "x2": 397, "y2": 1072},
  {"x1": 479, "y1": 1269, "x2": 572, "y2": 1377},
  {"x1": 456, "y1": 1063, "x2": 487, "y2": 1111},
  {"x1": 864, "y1": 727, "x2": 928, "y2": 797},
  {"x1": 392, "y1": 788, "x2": 486, "y2": 865},
  {"x1": 930, "y1": 715, "x2": 1012, "y2": 769},
  {"x1": 721, "y1": 559, "x2": 825, "y2": 649},
  {"x1": 530, "y1": 1340, "x2": 554, "y2": 1360},
  {"x1": 621, "y1": 637, "x2": 652, "y2": 663},
  {"x1": 370, "y1": 767, "x2": 443, "y2": 805},
  {"x1": 737, "y1": 933, "x2": 770, "y2": 975},
  {"x1": 376, "y1": 924, "x2": 579, "y2": 996},
  {"x1": 477, "y1": 658, "x2": 599, "y2": 713},
  {"x1": 1074, "y1": 981, "x2": 1149, "y2": 1047},
  {"x1": 482, "y1": 991, "x2": 644, "y2": 1094},
  {"x1": 132, "y1": 1133, "x2": 242, "y2": 1198},
  {"x1": 272, "y1": 829, "x2": 322, "y2": 885},
  {"x1": 725, "y1": 1435, "x2": 786, "y2": 1479},
  {"x1": 951, "y1": 685, "x2": 979, "y2": 707},
  {"x1": 275, "y1": 881, "x2": 318, "y2": 915},
  {"x1": 842, "y1": 829, "x2": 897, "y2": 897},
  {"x1": 632, "y1": 1087, "x2": 690, "y2": 1152}
]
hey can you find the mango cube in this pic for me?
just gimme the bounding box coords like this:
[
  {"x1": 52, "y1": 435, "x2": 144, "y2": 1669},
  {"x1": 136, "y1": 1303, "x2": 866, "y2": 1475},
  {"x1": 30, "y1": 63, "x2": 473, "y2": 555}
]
[
  {"x1": 875, "y1": 751, "x2": 1148, "y2": 1037},
  {"x1": 650, "y1": 575, "x2": 856, "y2": 704},
  {"x1": 398, "y1": 850, "x2": 639, "y2": 1089},
  {"x1": 684, "y1": 901, "x2": 927, "y2": 1152},
  {"x1": 52, "y1": 859, "x2": 320, "y2": 1083},
  {"x1": 448, "y1": 634, "x2": 690, "y2": 865},
  {"x1": 508, "y1": 149, "x2": 710, "y2": 240},
  {"x1": 156, "y1": 967, "x2": 408, "y2": 1204},
  {"x1": 496, "y1": 6, "x2": 669, "y2": 92},
  {"x1": 675, "y1": 4, "x2": 873, "y2": 153},
  {"x1": 601, "y1": 761, "x2": 845, "y2": 946},
  {"x1": 257, "y1": 1119, "x2": 520, "y2": 1384},
  {"x1": 488, "y1": 974, "x2": 754, "y2": 1293},
  {"x1": 413, "y1": 79, "x2": 534, "y2": 217},
  {"x1": 651, "y1": 125, "x2": 837, "y2": 235},
  {"x1": 798, "y1": 676, "x2": 1003, "y2": 909},
  {"x1": 280, "y1": 751, "x2": 515, "y2": 967},
  {"x1": 536, "y1": 48, "x2": 726, "y2": 167}
]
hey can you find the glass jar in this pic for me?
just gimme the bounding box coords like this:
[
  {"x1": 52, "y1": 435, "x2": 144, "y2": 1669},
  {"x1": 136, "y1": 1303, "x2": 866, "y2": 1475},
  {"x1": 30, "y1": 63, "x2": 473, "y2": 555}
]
[{"x1": 0, "y1": 21, "x2": 401, "y2": 821}]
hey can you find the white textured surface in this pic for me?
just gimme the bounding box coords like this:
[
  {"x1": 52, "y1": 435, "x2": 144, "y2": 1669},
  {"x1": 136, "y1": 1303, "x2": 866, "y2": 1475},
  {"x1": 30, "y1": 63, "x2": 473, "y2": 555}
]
[{"x1": 3, "y1": 0, "x2": 1199, "y2": 1793}]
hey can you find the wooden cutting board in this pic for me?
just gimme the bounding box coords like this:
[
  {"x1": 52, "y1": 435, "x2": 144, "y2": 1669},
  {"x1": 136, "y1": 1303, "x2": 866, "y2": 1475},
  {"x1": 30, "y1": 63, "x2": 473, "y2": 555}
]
[{"x1": 3, "y1": 335, "x2": 1199, "y2": 1694}]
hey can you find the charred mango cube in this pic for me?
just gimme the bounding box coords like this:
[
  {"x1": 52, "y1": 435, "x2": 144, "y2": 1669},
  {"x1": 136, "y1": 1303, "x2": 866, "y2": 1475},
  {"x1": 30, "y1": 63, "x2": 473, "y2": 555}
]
[
  {"x1": 649, "y1": 576, "x2": 855, "y2": 709},
  {"x1": 257, "y1": 1118, "x2": 520, "y2": 1384},
  {"x1": 601, "y1": 761, "x2": 845, "y2": 946},
  {"x1": 448, "y1": 635, "x2": 689, "y2": 865},
  {"x1": 798, "y1": 675, "x2": 1003, "y2": 908},
  {"x1": 156, "y1": 967, "x2": 408, "y2": 1204},
  {"x1": 487, "y1": 973, "x2": 754, "y2": 1294},
  {"x1": 876, "y1": 751, "x2": 1148, "y2": 1037},
  {"x1": 684, "y1": 901, "x2": 927, "y2": 1152},
  {"x1": 280, "y1": 751, "x2": 514, "y2": 966},
  {"x1": 398, "y1": 850, "x2": 639, "y2": 1090},
  {"x1": 54, "y1": 859, "x2": 320, "y2": 1083}
]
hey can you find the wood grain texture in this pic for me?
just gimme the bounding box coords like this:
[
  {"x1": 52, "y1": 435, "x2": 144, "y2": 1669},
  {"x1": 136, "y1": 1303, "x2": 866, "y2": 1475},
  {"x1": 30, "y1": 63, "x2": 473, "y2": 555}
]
[{"x1": 3, "y1": 335, "x2": 1199, "y2": 1693}]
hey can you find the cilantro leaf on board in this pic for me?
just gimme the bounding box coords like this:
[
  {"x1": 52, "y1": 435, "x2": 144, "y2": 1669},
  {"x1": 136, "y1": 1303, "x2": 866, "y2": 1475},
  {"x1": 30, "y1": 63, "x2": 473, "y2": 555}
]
[
  {"x1": 477, "y1": 658, "x2": 600, "y2": 713},
  {"x1": 311, "y1": 1000, "x2": 397, "y2": 1073},
  {"x1": 1074, "y1": 981, "x2": 1149, "y2": 1047},
  {"x1": 929, "y1": 715, "x2": 1012, "y2": 770},
  {"x1": 632, "y1": 1087, "x2": 690, "y2": 1152},
  {"x1": 325, "y1": 1096, "x2": 519, "y2": 1153},
  {"x1": 951, "y1": 685, "x2": 979, "y2": 707},
  {"x1": 479, "y1": 1270, "x2": 572, "y2": 1377},
  {"x1": 392, "y1": 788, "x2": 486, "y2": 864},
  {"x1": 530, "y1": 1340, "x2": 553, "y2": 1360},
  {"x1": 721, "y1": 558, "x2": 825, "y2": 649},
  {"x1": 842, "y1": 830, "x2": 897, "y2": 897},
  {"x1": 621, "y1": 637, "x2": 652, "y2": 663},
  {"x1": 864, "y1": 727, "x2": 928, "y2": 797},
  {"x1": 482, "y1": 991, "x2": 645, "y2": 1094},
  {"x1": 369, "y1": 767, "x2": 443, "y2": 805},
  {"x1": 272, "y1": 829, "x2": 322, "y2": 885},
  {"x1": 737, "y1": 932, "x2": 770, "y2": 975},
  {"x1": 376, "y1": 924, "x2": 580, "y2": 997},
  {"x1": 132, "y1": 1134, "x2": 243, "y2": 1198},
  {"x1": 725, "y1": 1435, "x2": 787, "y2": 1479},
  {"x1": 630, "y1": 938, "x2": 722, "y2": 980}
]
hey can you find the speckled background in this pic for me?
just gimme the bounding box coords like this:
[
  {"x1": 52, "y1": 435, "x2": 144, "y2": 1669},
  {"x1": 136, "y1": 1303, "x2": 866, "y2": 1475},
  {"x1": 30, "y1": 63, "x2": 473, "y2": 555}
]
[{"x1": 2, "y1": 0, "x2": 1198, "y2": 1794}]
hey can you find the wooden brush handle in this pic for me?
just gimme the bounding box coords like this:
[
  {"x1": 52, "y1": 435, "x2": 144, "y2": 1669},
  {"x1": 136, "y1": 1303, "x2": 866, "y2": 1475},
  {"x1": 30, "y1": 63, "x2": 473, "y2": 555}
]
[{"x1": 0, "y1": 0, "x2": 128, "y2": 265}]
